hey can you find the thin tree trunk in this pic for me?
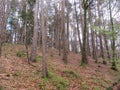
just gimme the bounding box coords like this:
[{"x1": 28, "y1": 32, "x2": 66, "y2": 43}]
[
  {"x1": 0, "y1": 35, "x2": 2, "y2": 57},
  {"x1": 109, "y1": 0, "x2": 117, "y2": 70},
  {"x1": 97, "y1": 0, "x2": 105, "y2": 64},
  {"x1": 91, "y1": 30, "x2": 98, "y2": 62},
  {"x1": 66, "y1": 11, "x2": 70, "y2": 52},
  {"x1": 88, "y1": 8, "x2": 97, "y2": 62},
  {"x1": 62, "y1": 0, "x2": 68, "y2": 63},
  {"x1": 87, "y1": 29, "x2": 91, "y2": 56},
  {"x1": 81, "y1": 0, "x2": 88, "y2": 64},
  {"x1": 102, "y1": 12, "x2": 111, "y2": 59},
  {"x1": 104, "y1": 34, "x2": 110, "y2": 59},
  {"x1": 74, "y1": 0, "x2": 82, "y2": 51}
]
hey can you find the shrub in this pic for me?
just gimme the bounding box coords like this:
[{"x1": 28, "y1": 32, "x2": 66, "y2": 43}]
[
  {"x1": 106, "y1": 87, "x2": 113, "y2": 90},
  {"x1": 63, "y1": 70, "x2": 80, "y2": 79},
  {"x1": 36, "y1": 55, "x2": 42, "y2": 62},
  {"x1": 16, "y1": 51, "x2": 26, "y2": 57},
  {"x1": 39, "y1": 82, "x2": 46, "y2": 90},
  {"x1": 42, "y1": 71, "x2": 69, "y2": 90}
]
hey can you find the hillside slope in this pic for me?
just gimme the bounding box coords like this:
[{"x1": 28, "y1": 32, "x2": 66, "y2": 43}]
[{"x1": 0, "y1": 44, "x2": 120, "y2": 90}]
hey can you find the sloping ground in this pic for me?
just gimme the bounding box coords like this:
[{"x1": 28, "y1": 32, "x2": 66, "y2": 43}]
[{"x1": 0, "y1": 44, "x2": 120, "y2": 90}]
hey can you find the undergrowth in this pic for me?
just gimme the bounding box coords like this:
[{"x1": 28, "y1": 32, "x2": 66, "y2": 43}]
[
  {"x1": 16, "y1": 51, "x2": 26, "y2": 57},
  {"x1": 39, "y1": 71, "x2": 69, "y2": 90},
  {"x1": 63, "y1": 69, "x2": 80, "y2": 79},
  {"x1": 13, "y1": 72, "x2": 21, "y2": 76}
]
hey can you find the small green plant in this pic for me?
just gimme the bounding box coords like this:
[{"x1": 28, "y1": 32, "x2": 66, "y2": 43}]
[
  {"x1": 80, "y1": 62, "x2": 87, "y2": 67},
  {"x1": 56, "y1": 80, "x2": 69, "y2": 90},
  {"x1": 91, "y1": 76, "x2": 101, "y2": 85},
  {"x1": 16, "y1": 51, "x2": 26, "y2": 57},
  {"x1": 106, "y1": 87, "x2": 113, "y2": 90},
  {"x1": 35, "y1": 69, "x2": 41, "y2": 75},
  {"x1": 36, "y1": 55, "x2": 42, "y2": 62},
  {"x1": 53, "y1": 73, "x2": 69, "y2": 90},
  {"x1": 39, "y1": 82, "x2": 46, "y2": 90},
  {"x1": 42, "y1": 71, "x2": 69, "y2": 90},
  {"x1": 4, "y1": 52, "x2": 8, "y2": 58},
  {"x1": 80, "y1": 81, "x2": 91, "y2": 90},
  {"x1": 13, "y1": 72, "x2": 21, "y2": 76},
  {"x1": 63, "y1": 70, "x2": 80, "y2": 79},
  {"x1": 94, "y1": 86, "x2": 101, "y2": 90}
]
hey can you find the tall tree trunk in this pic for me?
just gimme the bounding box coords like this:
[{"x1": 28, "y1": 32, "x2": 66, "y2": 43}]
[
  {"x1": 30, "y1": 0, "x2": 38, "y2": 62},
  {"x1": 87, "y1": 29, "x2": 91, "y2": 56},
  {"x1": 0, "y1": 35, "x2": 2, "y2": 57},
  {"x1": 62, "y1": 0, "x2": 68, "y2": 63},
  {"x1": 99, "y1": 34, "x2": 105, "y2": 63},
  {"x1": 81, "y1": 0, "x2": 88, "y2": 64},
  {"x1": 88, "y1": 8, "x2": 97, "y2": 62},
  {"x1": 0, "y1": 0, "x2": 11, "y2": 57},
  {"x1": 95, "y1": 32, "x2": 98, "y2": 58},
  {"x1": 73, "y1": 27, "x2": 78, "y2": 53},
  {"x1": 101, "y1": 10, "x2": 111, "y2": 59},
  {"x1": 91, "y1": 30, "x2": 98, "y2": 62},
  {"x1": 79, "y1": 0, "x2": 84, "y2": 40},
  {"x1": 66, "y1": 10, "x2": 70, "y2": 52},
  {"x1": 74, "y1": 0, "x2": 82, "y2": 51},
  {"x1": 41, "y1": 0, "x2": 48, "y2": 77},
  {"x1": 104, "y1": 34, "x2": 110, "y2": 59},
  {"x1": 97, "y1": 0, "x2": 105, "y2": 64},
  {"x1": 109, "y1": 0, "x2": 117, "y2": 70},
  {"x1": 58, "y1": 16, "x2": 61, "y2": 56}
]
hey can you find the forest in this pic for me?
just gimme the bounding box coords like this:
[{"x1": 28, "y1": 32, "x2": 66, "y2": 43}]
[{"x1": 0, "y1": 0, "x2": 120, "y2": 90}]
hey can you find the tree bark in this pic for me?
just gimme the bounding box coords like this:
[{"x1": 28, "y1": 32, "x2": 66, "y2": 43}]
[
  {"x1": 81, "y1": 0, "x2": 88, "y2": 64},
  {"x1": 97, "y1": 0, "x2": 105, "y2": 64},
  {"x1": 109, "y1": 0, "x2": 117, "y2": 70},
  {"x1": 41, "y1": 0, "x2": 48, "y2": 77},
  {"x1": 62, "y1": 0, "x2": 68, "y2": 63},
  {"x1": 74, "y1": 0, "x2": 82, "y2": 51},
  {"x1": 30, "y1": 0, "x2": 39, "y2": 62}
]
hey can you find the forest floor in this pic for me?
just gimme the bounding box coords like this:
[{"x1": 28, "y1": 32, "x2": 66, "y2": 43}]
[{"x1": 0, "y1": 44, "x2": 120, "y2": 90}]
